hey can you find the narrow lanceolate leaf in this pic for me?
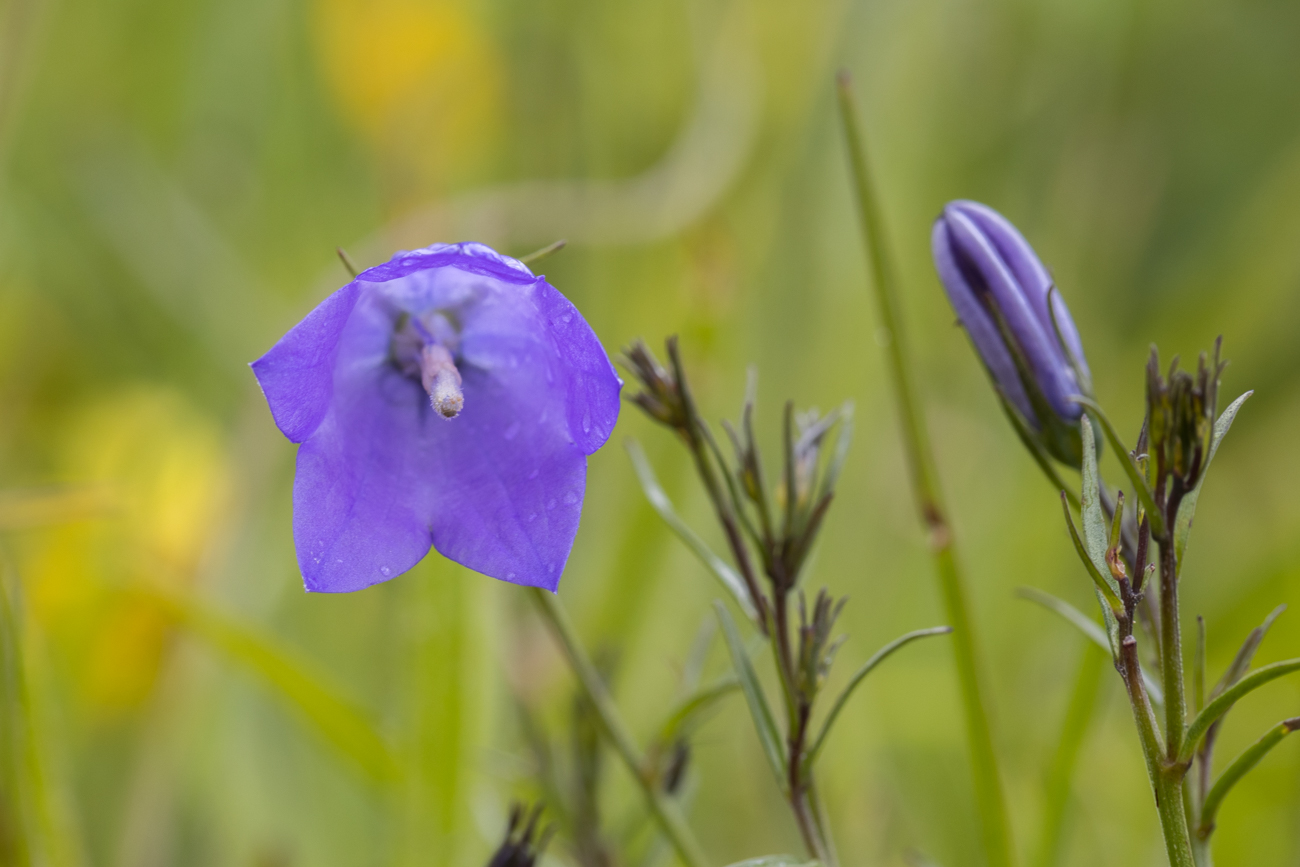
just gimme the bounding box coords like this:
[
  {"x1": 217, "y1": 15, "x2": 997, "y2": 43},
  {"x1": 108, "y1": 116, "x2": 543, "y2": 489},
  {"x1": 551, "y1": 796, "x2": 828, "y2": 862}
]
[
  {"x1": 1078, "y1": 417, "x2": 1109, "y2": 577},
  {"x1": 1175, "y1": 391, "x2": 1252, "y2": 566},
  {"x1": 1213, "y1": 604, "x2": 1286, "y2": 701},
  {"x1": 1077, "y1": 418, "x2": 1122, "y2": 651},
  {"x1": 1182, "y1": 657, "x2": 1300, "y2": 763},
  {"x1": 1198, "y1": 717, "x2": 1300, "y2": 835},
  {"x1": 1060, "y1": 494, "x2": 1123, "y2": 622},
  {"x1": 627, "y1": 439, "x2": 758, "y2": 621},
  {"x1": 714, "y1": 602, "x2": 786, "y2": 790},
  {"x1": 1016, "y1": 587, "x2": 1164, "y2": 704},
  {"x1": 803, "y1": 626, "x2": 951, "y2": 771},
  {"x1": 1074, "y1": 397, "x2": 1164, "y2": 539},
  {"x1": 654, "y1": 676, "x2": 741, "y2": 747},
  {"x1": 149, "y1": 591, "x2": 400, "y2": 784}
]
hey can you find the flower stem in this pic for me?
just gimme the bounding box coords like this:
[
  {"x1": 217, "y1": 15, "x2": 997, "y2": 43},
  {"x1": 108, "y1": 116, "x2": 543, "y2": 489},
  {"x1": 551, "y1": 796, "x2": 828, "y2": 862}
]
[
  {"x1": 837, "y1": 71, "x2": 1015, "y2": 867},
  {"x1": 1158, "y1": 538, "x2": 1186, "y2": 763},
  {"x1": 528, "y1": 588, "x2": 710, "y2": 867},
  {"x1": 1119, "y1": 636, "x2": 1195, "y2": 867}
]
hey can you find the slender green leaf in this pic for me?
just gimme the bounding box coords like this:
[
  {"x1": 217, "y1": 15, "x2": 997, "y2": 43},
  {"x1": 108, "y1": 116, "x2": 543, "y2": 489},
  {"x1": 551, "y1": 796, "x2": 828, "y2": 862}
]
[
  {"x1": 1182, "y1": 657, "x2": 1300, "y2": 763},
  {"x1": 714, "y1": 602, "x2": 786, "y2": 790},
  {"x1": 1078, "y1": 419, "x2": 1122, "y2": 651},
  {"x1": 1060, "y1": 494, "x2": 1122, "y2": 620},
  {"x1": 1198, "y1": 717, "x2": 1299, "y2": 835},
  {"x1": 803, "y1": 626, "x2": 951, "y2": 770},
  {"x1": 1078, "y1": 417, "x2": 1110, "y2": 575},
  {"x1": 654, "y1": 676, "x2": 741, "y2": 746},
  {"x1": 1016, "y1": 587, "x2": 1164, "y2": 704},
  {"x1": 1175, "y1": 391, "x2": 1252, "y2": 566},
  {"x1": 1074, "y1": 397, "x2": 1164, "y2": 539},
  {"x1": 1017, "y1": 587, "x2": 1109, "y2": 652},
  {"x1": 150, "y1": 591, "x2": 400, "y2": 784},
  {"x1": 1212, "y1": 604, "x2": 1286, "y2": 701},
  {"x1": 627, "y1": 439, "x2": 757, "y2": 621}
]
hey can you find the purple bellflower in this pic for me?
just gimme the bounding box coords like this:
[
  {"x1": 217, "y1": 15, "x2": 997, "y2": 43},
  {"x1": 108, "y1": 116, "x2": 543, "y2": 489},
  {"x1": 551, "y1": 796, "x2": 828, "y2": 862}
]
[
  {"x1": 251, "y1": 243, "x2": 621, "y2": 593},
  {"x1": 932, "y1": 200, "x2": 1092, "y2": 466}
]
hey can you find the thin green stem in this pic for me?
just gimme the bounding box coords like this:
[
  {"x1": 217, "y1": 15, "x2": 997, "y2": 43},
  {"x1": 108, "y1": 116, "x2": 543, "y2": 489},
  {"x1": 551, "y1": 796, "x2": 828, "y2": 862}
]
[
  {"x1": 529, "y1": 588, "x2": 710, "y2": 867},
  {"x1": 837, "y1": 71, "x2": 1015, "y2": 867},
  {"x1": 1159, "y1": 540, "x2": 1186, "y2": 763},
  {"x1": 1120, "y1": 637, "x2": 1194, "y2": 867}
]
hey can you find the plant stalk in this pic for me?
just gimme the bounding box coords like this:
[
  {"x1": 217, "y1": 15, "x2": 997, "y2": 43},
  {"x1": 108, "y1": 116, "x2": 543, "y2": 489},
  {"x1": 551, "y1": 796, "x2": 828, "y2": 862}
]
[
  {"x1": 837, "y1": 71, "x2": 1015, "y2": 867},
  {"x1": 1120, "y1": 636, "x2": 1195, "y2": 867},
  {"x1": 529, "y1": 588, "x2": 710, "y2": 867}
]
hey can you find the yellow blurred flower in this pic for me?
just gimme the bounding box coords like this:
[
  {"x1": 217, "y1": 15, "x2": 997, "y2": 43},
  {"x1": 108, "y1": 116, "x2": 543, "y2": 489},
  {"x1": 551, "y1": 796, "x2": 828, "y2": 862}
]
[
  {"x1": 25, "y1": 387, "x2": 231, "y2": 718},
  {"x1": 314, "y1": 0, "x2": 504, "y2": 197}
]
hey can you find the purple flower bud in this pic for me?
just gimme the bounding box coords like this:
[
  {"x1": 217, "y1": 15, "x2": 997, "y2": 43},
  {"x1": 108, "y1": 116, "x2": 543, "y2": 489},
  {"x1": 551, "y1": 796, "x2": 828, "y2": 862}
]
[
  {"x1": 251, "y1": 243, "x2": 622, "y2": 593},
  {"x1": 931, "y1": 201, "x2": 1089, "y2": 429}
]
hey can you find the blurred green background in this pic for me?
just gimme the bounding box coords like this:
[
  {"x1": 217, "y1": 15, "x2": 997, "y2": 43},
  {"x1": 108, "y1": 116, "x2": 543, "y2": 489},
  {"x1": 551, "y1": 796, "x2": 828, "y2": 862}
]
[{"x1": 2, "y1": 0, "x2": 1299, "y2": 864}]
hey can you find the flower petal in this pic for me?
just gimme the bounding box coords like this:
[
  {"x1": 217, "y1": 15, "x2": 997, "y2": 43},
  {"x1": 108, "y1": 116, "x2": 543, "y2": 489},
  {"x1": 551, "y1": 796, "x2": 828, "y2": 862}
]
[
  {"x1": 941, "y1": 207, "x2": 1081, "y2": 420},
  {"x1": 948, "y1": 201, "x2": 1090, "y2": 382},
  {"x1": 536, "y1": 281, "x2": 622, "y2": 455},
  {"x1": 932, "y1": 216, "x2": 1035, "y2": 423},
  {"x1": 250, "y1": 282, "x2": 361, "y2": 443}
]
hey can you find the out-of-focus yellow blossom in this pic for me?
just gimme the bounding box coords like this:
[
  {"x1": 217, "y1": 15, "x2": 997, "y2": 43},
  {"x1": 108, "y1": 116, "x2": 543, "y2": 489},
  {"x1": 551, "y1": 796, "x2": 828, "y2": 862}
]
[
  {"x1": 25, "y1": 388, "x2": 231, "y2": 718},
  {"x1": 314, "y1": 0, "x2": 504, "y2": 198}
]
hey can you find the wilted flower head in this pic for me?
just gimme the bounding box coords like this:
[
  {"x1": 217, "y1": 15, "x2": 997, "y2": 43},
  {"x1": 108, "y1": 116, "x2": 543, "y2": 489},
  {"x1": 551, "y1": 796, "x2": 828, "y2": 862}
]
[
  {"x1": 252, "y1": 243, "x2": 621, "y2": 593},
  {"x1": 932, "y1": 201, "x2": 1091, "y2": 465}
]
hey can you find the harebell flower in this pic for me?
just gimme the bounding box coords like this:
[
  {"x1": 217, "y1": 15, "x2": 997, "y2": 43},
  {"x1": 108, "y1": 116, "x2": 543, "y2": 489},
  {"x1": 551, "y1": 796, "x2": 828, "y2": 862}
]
[{"x1": 252, "y1": 243, "x2": 621, "y2": 593}]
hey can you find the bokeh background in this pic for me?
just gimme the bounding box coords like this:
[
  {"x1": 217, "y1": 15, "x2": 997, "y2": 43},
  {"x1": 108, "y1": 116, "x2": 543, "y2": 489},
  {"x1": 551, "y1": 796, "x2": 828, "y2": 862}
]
[{"x1": 2, "y1": 0, "x2": 1299, "y2": 865}]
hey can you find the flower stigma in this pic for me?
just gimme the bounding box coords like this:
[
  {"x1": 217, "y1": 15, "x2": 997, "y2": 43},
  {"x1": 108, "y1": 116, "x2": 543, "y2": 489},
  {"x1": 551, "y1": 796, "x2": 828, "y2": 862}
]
[{"x1": 393, "y1": 311, "x2": 465, "y2": 418}]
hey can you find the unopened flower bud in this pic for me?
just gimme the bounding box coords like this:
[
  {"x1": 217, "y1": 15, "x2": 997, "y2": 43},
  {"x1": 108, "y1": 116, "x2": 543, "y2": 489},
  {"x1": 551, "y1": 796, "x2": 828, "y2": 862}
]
[
  {"x1": 1146, "y1": 341, "x2": 1222, "y2": 495},
  {"x1": 932, "y1": 201, "x2": 1092, "y2": 465}
]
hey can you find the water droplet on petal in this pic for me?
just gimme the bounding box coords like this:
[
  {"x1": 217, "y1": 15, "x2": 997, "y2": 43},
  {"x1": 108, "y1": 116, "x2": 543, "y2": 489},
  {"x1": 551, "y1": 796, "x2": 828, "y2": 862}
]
[
  {"x1": 380, "y1": 566, "x2": 391, "y2": 577},
  {"x1": 507, "y1": 572, "x2": 516, "y2": 580},
  {"x1": 547, "y1": 499, "x2": 557, "y2": 511},
  {"x1": 561, "y1": 312, "x2": 572, "y2": 323},
  {"x1": 528, "y1": 512, "x2": 538, "y2": 522},
  {"x1": 504, "y1": 421, "x2": 520, "y2": 440},
  {"x1": 562, "y1": 491, "x2": 578, "y2": 505},
  {"x1": 581, "y1": 412, "x2": 591, "y2": 434}
]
